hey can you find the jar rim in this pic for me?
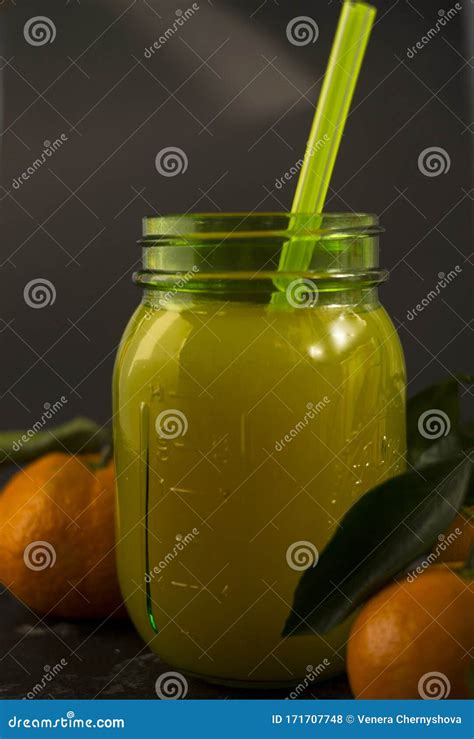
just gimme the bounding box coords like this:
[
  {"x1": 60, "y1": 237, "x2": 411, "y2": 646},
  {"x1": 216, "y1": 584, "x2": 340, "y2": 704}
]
[
  {"x1": 141, "y1": 212, "x2": 381, "y2": 241},
  {"x1": 135, "y1": 212, "x2": 386, "y2": 293}
]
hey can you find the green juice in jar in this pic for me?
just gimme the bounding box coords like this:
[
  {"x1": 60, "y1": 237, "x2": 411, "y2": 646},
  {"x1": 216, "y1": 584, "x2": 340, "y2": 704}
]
[{"x1": 113, "y1": 214, "x2": 406, "y2": 687}]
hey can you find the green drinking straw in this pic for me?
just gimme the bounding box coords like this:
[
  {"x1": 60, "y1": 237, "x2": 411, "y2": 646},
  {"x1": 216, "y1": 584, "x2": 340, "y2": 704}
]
[{"x1": 278, "y1": 1, "x2": 376, "y2": 275}]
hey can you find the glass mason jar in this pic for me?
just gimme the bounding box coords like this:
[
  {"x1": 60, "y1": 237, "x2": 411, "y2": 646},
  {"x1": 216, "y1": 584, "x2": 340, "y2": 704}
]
[{"x1": 113, "y1": 213, "x2": 406, "y2": 688}]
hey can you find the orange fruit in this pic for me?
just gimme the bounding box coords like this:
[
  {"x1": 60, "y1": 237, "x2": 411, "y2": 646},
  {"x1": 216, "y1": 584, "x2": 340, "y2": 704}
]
[
  {"x1": 436, "y1": 506, "x2": 474, "y2": 564},
  {"x1": 0, "y1": 452, "x2": 123, "y2": 618},
  {"x1": 347, "y1": 565, "x2": 473, "y2": 699}
]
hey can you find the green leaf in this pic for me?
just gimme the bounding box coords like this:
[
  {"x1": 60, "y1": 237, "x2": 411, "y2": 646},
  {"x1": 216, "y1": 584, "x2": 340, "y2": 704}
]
[
  {"x1": 407, "y1": 376, "x2": 473, "y2": 468},
  {"x1": 0, "y1": 417, "x2": 109, "y2": 467},
  {"x1": 283, "y1": 456, "x2": 472, "y2": 637}
]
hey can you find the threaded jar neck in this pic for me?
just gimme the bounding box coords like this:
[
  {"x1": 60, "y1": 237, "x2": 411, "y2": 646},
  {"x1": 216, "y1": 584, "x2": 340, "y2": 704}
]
[{"x1": 134, "y1": 212, "x2": 386, "y2": 303}]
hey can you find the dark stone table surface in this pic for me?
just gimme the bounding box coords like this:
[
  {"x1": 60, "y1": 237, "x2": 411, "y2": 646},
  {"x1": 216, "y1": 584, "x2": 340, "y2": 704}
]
[{"x1": 0, "y1": 590, "x2": 351, "y2": 700}]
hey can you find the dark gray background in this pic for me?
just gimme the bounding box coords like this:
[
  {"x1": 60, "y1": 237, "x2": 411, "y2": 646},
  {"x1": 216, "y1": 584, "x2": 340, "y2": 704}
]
[
  {"x1": 0, "y1": 0, "x2": 472, "y2": 428},
  {"x1": 0, "y1": 0, "x2": 472, "y2": 702}
]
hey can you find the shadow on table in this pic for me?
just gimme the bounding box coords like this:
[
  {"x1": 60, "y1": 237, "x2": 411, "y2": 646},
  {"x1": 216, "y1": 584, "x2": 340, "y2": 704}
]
[{"x1": 0, "y1": 590, "x2": 351, "y2": 700}]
